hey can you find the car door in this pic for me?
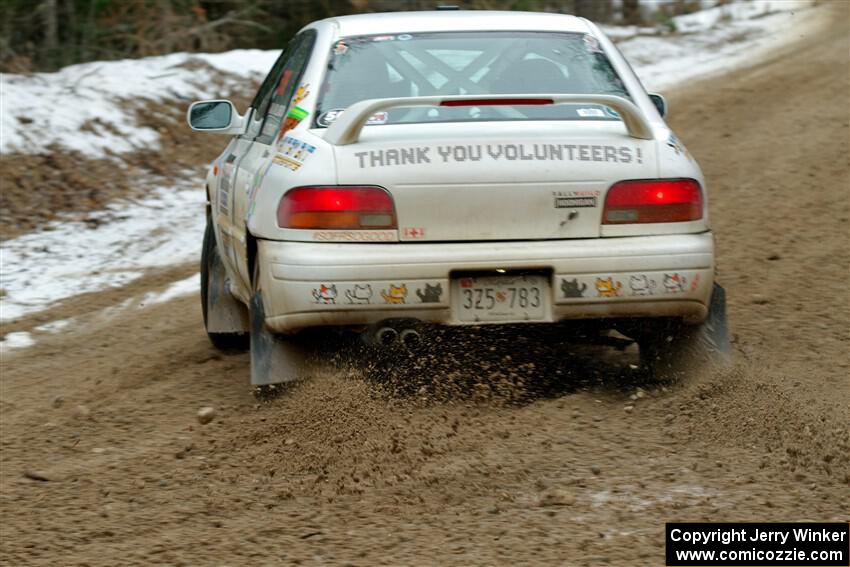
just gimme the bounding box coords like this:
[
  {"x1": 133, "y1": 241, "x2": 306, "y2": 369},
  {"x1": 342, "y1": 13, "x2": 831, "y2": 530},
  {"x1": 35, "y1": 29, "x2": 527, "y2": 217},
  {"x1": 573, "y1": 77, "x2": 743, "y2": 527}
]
[
  {"x1": 229, "y1": 31, "x2": 317, "y2": 291},
  {"x1": 211, "y1": 49, "x2": 291, "y2": 289}
]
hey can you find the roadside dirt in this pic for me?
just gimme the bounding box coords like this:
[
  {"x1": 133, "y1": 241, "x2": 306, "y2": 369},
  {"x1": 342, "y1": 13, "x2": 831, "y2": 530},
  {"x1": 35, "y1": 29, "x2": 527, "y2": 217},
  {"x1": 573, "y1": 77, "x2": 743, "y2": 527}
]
[
  {"x1": 1, "y1": 4, "x2": 848, "y2": 566},
  {"x1": 0, "y1": 65, "x2": 256, "y2": 241}
]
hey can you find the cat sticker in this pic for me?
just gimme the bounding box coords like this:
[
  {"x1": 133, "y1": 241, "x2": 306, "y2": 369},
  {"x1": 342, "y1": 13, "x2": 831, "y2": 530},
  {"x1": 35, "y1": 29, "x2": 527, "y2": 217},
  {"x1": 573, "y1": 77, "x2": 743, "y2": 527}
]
[
  {"x1": 663, "y1": 273, "x2": 687, "y2": 293},
  {"x1": 381, "y1": 284, "x2": 407, "y2": 304},
  {"x1": 312, "y1": 284, "x2": 338, "y2": 304},
  {"x1": 345, "y1": 284, "x2": 372, "y2": 304},
  {"x1": 629, "y1": 275, "x2": 656, "y2": 296},
  {"x1": 416, "y1": 283, "x2": 442, "y2": 303},
  {"x1": 561, "y1": 278, "x2": 587, "y2": 298},
  {"x1": 595, "y1": 277, "x2": 622, "y2": 298},
  {"x1": 690, "y1": 273, "x2": 701, "y2": 292}
]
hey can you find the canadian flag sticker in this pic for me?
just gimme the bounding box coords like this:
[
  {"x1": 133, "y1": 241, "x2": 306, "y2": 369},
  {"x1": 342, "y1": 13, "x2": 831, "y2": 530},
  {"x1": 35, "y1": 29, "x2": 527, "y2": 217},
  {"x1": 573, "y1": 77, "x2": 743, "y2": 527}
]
[{"x1": 403, "y1": 227, "x2": 425, "y2": 239}]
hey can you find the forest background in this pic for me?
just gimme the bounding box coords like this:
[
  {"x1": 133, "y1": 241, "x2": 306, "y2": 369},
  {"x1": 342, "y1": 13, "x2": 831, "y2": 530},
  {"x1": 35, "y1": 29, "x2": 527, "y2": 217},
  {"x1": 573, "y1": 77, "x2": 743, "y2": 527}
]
[{"x1": 1, "y1": 0, "x2": 708, "y2": 73}]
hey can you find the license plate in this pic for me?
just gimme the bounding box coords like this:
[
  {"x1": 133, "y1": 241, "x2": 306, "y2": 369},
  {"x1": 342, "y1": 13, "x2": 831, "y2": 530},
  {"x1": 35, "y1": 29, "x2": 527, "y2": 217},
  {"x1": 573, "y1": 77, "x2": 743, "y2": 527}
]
[{"x1": 453, "y1": 274, "x2": 549, "y2": 323}]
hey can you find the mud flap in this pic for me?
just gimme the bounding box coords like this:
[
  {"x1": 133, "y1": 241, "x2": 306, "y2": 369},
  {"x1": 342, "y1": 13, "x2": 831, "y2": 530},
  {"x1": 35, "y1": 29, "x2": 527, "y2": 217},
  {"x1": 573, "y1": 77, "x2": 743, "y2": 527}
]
[
  {"x1": 249, "y1": 290, "x2": 306, "y2": 386},
  {"x1": 639, "y1": 284, "x2": 732, "y2": 379},
  {"x1": 205, "y1": 237, "x2": 249, "y2": 334},
  {"x1": 695, "y1": 284, "x2": 732, "y2": 367}
]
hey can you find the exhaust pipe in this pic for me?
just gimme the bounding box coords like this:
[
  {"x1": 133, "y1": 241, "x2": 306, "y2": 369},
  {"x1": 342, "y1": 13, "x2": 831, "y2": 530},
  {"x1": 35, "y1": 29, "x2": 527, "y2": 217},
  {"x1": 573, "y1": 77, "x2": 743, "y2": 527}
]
[
  {"x1": 374, "y1": 326, "x2": 399, "y2": 346},
  {"x1": 400, "y1": 328, "x2": 421, "y2": 349}
]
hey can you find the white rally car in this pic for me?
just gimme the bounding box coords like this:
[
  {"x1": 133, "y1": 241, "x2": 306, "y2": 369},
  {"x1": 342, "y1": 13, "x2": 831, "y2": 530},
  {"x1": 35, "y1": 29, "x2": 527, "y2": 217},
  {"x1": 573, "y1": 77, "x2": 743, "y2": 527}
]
[{"x1": 188, "y1": 9, "x2": 730, "y2": 389}]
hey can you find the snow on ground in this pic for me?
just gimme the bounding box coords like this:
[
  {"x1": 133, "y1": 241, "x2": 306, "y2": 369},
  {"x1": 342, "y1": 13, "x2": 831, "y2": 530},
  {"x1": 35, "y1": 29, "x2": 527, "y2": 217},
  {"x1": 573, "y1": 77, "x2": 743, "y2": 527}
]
[
  {"x1": 0, "y1": 0, "x2": 818, "y2": 343},
  {"x1": 1, "y1": 50, "x2": 279, "y2": 157},
  {"x1": 0, "y1": 180, "x2": 204, "y2": 322},
  {"x1": 606, "y1": 0, "x2": 812, "y2": 90},
  {"x1": 0, "y1": 331, "x2": 35, "y2": 351},
  {"x1": 34, "y1": 319, "x2": 72, "y2": 333},
  {"x1": 140, "y1": 273, "x2": 202, "y2": 307}
]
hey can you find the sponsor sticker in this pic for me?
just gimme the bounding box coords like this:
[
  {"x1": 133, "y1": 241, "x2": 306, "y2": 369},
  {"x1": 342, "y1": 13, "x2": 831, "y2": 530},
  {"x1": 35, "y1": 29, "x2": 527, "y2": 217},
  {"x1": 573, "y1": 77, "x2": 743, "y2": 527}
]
[
  {"x1": 555, "y1": 196, "x2": 597, "y2": 208},
  {"x1": 292, "y1": 84, "x2": 310, "y2": 106},
  {"x1": 312, "y1": 230, "x2": 395, "y2": 242},
  {"x1": 576, "y1": 107, "x2": 605, "y2": 118},
  {"x1": 287, "y1": 106, "x2": 309, "y2": 121},
  {"x1": 366, "y1": 111, "x2": 388, "y2": 125},
  {"x1": 318, "y1": 109, "x2": 388, "y2": 127},
  {"x1": 276, "y1": 105, "x2": 310, "y2": 141},
  {"x1": 274, "y1": 136, "x2": 316, "y2": 171},
  {"x1": 318, "y1": 108, "x2": 345, "y2": 127}
]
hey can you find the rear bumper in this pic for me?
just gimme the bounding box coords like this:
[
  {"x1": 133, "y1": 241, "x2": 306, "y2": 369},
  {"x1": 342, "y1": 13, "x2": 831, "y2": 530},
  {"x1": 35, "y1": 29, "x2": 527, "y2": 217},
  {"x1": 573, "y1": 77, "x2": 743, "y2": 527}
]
[{"x1": 257, "y1": 233, "x2": 714, "y2": 333}]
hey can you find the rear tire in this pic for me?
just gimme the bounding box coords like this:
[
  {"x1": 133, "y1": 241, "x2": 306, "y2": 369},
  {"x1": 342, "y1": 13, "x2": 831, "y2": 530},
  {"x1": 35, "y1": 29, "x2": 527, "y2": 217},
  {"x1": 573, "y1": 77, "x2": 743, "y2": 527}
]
[
  {"x1": 639, "y1": 284, "x2": 731, "y2": 380},
  {"x1": 201, "y1": 221, "x2": 249, "y2": 351}
]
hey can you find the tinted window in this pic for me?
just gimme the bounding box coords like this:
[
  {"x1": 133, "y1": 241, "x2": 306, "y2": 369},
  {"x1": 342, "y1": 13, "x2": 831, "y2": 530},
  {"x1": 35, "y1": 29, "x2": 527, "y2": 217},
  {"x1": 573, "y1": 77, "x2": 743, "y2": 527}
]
[
  {"x1": 315, "y1": 31, "x2": 630, "y2": 127},
  {"x1": 244, "y1": 46, "x2": 290, "y2": 138},
  {"x1": 253, "y1": 30, "x2": 316, "y2": 144}
]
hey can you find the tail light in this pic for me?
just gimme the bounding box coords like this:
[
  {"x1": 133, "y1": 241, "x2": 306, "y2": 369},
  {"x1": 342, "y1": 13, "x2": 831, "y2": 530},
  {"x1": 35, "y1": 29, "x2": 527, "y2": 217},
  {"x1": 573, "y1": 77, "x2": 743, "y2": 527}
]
[
  {"x1": 277, "y1": 186, "x2": 396, "y2": 229},
  {"x1": 602, "y1": 179, "x2": 703, "y2": 224}
]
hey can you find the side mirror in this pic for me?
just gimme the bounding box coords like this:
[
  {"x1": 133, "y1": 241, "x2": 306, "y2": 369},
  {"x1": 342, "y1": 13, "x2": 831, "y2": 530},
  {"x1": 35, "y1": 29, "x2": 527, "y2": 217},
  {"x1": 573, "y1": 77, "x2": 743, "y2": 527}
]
[
  {"x1": 649, "y1": 93, "x2": 667, "y2": 118},
  {"x1": 187, "y1": 100, "x2": 246, "y2": 134}
]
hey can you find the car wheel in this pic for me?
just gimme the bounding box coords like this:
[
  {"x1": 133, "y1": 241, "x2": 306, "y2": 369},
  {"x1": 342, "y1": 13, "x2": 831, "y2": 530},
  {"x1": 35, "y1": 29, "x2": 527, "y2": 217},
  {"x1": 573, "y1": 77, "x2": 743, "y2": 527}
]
[
  {"x1": 249, "y1": 260, "x2": 307, "y2": 393},
  {"x1": 200, "y1": 221, "x2": 249, "y2": 351},
  {"x1": 639, "y1": 284, "x2": 731, "y2": 381}
]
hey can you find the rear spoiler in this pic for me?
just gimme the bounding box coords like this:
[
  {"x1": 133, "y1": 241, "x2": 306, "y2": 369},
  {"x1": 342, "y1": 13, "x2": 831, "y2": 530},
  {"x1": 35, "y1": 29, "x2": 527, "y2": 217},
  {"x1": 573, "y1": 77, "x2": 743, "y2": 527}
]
[{"x1": 323, "y1": 94, "x2": 655, "y2": 146}]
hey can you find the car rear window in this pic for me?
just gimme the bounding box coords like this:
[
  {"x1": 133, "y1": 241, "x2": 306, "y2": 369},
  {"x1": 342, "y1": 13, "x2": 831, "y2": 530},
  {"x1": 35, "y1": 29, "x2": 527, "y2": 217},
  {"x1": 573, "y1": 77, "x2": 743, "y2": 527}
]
[{"x1": 315, "y1": 31, "x2": 630, "y2": 127}]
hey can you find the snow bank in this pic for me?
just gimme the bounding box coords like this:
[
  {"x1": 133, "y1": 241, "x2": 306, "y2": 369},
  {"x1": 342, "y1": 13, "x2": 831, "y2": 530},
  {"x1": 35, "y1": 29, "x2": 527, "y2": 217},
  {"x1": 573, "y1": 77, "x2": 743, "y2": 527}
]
[
  {"x1": 1, "y1": 50, "x2": 279, "y2": 157},
  {"x1": 605, "y1": 0, "x2": 813, "y2": 90}
]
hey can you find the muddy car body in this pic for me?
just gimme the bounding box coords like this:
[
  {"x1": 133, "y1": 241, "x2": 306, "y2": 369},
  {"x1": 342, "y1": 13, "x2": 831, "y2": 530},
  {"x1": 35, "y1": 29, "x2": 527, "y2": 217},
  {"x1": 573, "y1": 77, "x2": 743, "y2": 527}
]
[{"x1": 188, "y1": 10, "x2": 730, "y2": 387}]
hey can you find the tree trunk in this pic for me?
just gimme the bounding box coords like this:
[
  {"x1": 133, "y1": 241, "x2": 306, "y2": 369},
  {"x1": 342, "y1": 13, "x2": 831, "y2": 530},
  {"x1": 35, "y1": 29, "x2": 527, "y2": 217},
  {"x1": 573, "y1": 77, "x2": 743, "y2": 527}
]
[
  {"x1": 622, "y1": 0, "x2": 641, "y2": 25},
  {"x1": 42, "y1": 0, "x2": 58, "y2": 68},
  {"x1": 61, "y1": 0, "x2": 76, "y2": 67}
]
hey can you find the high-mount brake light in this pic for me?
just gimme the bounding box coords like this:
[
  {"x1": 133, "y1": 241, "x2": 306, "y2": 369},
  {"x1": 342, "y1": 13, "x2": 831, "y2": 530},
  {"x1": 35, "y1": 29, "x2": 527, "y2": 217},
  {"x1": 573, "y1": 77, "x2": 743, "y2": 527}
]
[
  {"x1": 602, "y1": 179, "x2": 703, "y2": 224},
  {"x1": 277, "y1": 186, "x2": 396, "y2": 230},
  {"x1": 439, "y1": 98, "x2": 554, "y2": 107}
]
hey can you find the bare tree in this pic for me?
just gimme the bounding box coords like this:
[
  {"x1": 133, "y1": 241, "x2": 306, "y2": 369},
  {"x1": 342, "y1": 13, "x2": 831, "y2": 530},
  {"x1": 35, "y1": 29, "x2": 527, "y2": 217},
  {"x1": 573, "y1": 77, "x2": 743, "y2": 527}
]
[
  {"x1": 42, "y1": 0, "x2": 59, "y2": 62},
  {"x1": 622, "y1": 0, "x2": 641, "y2": 25}
]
